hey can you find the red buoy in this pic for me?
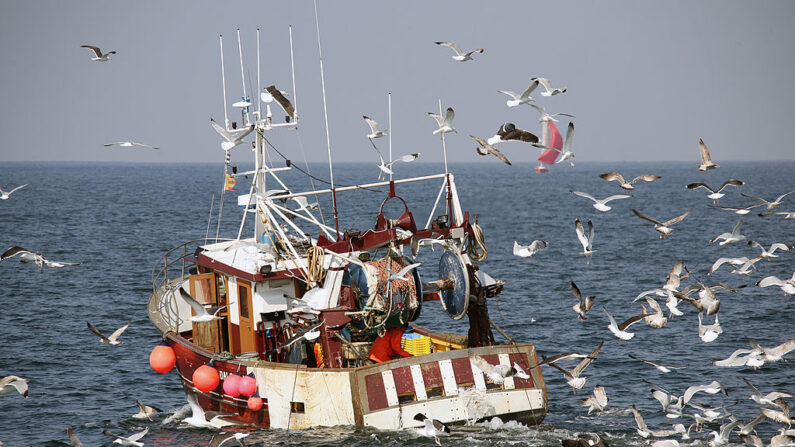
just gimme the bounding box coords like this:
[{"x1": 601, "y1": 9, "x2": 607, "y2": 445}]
[
  {"x1": 223, "y1": 373, "x2": 242, "y2": 397},
  {"x1": 247, "y1": 395, "x2": 263, "y2": 411},
  {"x1": 238, "y1": 374, "x2": 257, "y2": 396},
  {"x1": 193, "y1": 365, "x2": 220, "y2": 392},
  {"x1": 149, "y1": 344, "x2": 176, "y2": 374}
]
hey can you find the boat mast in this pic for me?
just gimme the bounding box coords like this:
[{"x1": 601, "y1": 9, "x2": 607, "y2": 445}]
[
  {"x1": 313, "y1": 0, "x2": 340, "y2": 238},
  {"x1": 236, "y1": 29, "x2": 250, "y2": 127},
  {"x1": 219, "y1": 35, "x2": 230, "y2": 130}
]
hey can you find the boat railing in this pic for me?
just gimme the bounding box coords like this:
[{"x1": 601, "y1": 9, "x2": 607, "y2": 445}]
[{"x1": 151, "y1": 237, "x2": 234, "y2": 332}]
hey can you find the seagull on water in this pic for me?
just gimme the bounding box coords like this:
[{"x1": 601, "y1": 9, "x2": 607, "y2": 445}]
[
  {"x1": 471, "y1": 355, "x2": 529, "y2": 384},
  {"x1": 748, "y1": 241, "x2": 792, "y2": 260},
  {"x1": 628, "y1": 354, "x2": 685, "y2": 373},
  {"x1": 362, "y1": 115, "x2": 387, "y2": 139},
  {"x1": 697, "y1": 138, "x2": 720, "y2": 171},
  {"x1": 531, "y1": 77, "x2": 567, "y2": 96},
  {"x1": 571, "y1": 281, "x2": 595, "y2": 321},
  {"x1": 210, "y1": 118, "x2": 254, "y2": 151},
  {"x1": 756, "y1": 273, "x2": 795, "y2": 295},
  {"x1": 570, "y1": 190, "x2": 632, "y2": 212},
  {"x1": 1, "y1": 246, "x2": 82, "y2": 271},
  {"x1": 177, "y1": 287, "x2": 234, "y2": 322},
  {"x1": 0, "y1": 184, "x2": 27, "y2": 200},
  {"x1": 513, "y1": 240, "x2": 547, "y2": 258},
  {"x1": 574, "y1": 218, "x2": 595, "y2": 264},
  {"x1": 434, "y1": 41, "x2": 483, "y2": 61},
  {"x1": 599, "y1": 173, "x2": 661, "y2": 190},
  {"x1": 133, "y1": 400, "x2": 163, "y2": 421},
  {"x1": 104, "y1": 141, "x2": 159, "y2": 150},
  {"x1": 497, "y1": 80, "x2": 538, "y2": 107},
  {"x1": 632, "y1": 208, "x2": 691, "y2": 239},
  {"x1": 428, "y1": 107, "x2": 457, "y2": 135},
  {"x1": 81, "y1": 45, "x2": 116, "y2": 61},
  {"x1": 742, "y1": 190, "x2": 795, "y2": 211},
  {"x1": 102, "y1": 428, "x2": 148, "y2": 447},
  {"x1": 486, "y1": 122, "x2": 538, "y2": 146},
  {"x1": 534, "y1": 122, "x2": 576, "y2": 166},
  {"x1": 743, "y1": 378, "x2": 794, "y2": 408},
  {"x1": 529, "y1": 103, "x2": 575, "y2": 123},
  {"x1": 603, "y1": 305, "x2": 651, "y2": 341},
  {"x1": 0, "y1": 375, "x2": 29, "y2": 397},
  {"x1": 686, "y1": 180, "x2": 744, "y2": 204},
  {"x1": 547, "y1": 341, "x2": 604, "y2": 392},
  {"x1": 709, "y1": 218, "x2": 748, "y2": 246},
  {"x1": 698, "y1": 312, "x2": 723, "y2": 343},
  {"x1": 580, "y1": 385, "x2": 609, "y2": 414},
  {"x1": 412, "y1": 412, "x2": 450, "y2": 445},
  {"x1": 86, "y1": 321, "x2": 131, "y2": 346},
  {"x1": 470, "y1": 135, "x2": 512, "y2": 165}
]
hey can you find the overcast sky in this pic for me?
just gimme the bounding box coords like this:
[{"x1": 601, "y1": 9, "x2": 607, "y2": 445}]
[{"x1": 1, "y1": 1, "x2": 794, "y2": 165}]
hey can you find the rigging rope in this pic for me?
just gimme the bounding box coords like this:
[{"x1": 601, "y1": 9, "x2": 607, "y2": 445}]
[
  {"x1": 305, "y1": 245, "x2": 326, "y2": 286},
  {"x1": 467, "y1": 221, "x2": 488, "y2": 261}
]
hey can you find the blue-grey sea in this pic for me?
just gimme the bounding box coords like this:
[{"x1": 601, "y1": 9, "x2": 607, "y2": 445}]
[{"x1": 0, "y1": 161, "x2": 793, "y2": 446}]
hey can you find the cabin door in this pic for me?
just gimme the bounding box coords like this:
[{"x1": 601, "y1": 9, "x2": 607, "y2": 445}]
[
  {"x1": 189, "y1": 273, "x2": 221, "y2": 353},
  {"x1": 237, "y1": 280, "x2": 256, "y2": 353}
]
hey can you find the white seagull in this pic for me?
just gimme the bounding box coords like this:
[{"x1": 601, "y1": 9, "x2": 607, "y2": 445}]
[
  {"x1": 104, "y1": 141, "x2": 159, "y2": 150},
  {"x1": 571, "y1": 281, "x2": 595, "y2": 321},
  {"x1": 682, "y1": 381, "x2": 727, "y2": 405},
  {"x1": 710, "y1": 203, "x2": 764, "y2": 215},
  {"x1": 547, "y1": 341, "x2": 603, "y2": 393},
  {"x1": 756, "y1": 273, "x2": 795, "y2": 295},
  {"x1": 708, "y1": 256, "x2": 752, "y2": 275},
  {"x1": 531, "y1": 77, "x2": 567, "y2": 96},
  {"x1": 369, "y1": 139, "x2": 419, "y2": 177},
  {"x1": 698, "y1": 312, "x2": 723, "y2": 343},
  {"x1": 743, "y1": 378, "x2": 794, "y2": 408},
  {"x1": 486, "y1": 122, "x2": 539, "y2": 146},
  {"x1": 708, "y1": 419, "x2": 741, "y2": 447},
  {"x1": 0, "y1": 184, "x2": 27, "y2": 200},
  {"x1": 470, "y1": 135, "x2": 512, "y2": 165},
  {"x1": 631, "y1": 208, "x2": 691, "y2": 239},
  {"x1": 574, "y1": 218, "x2": 595, "y2": 264},
  {"x1": 513, "y1": 240, "x2": 547, "y2": 258},
  {"x1": 428, "y1": 107, "x2": 457, "y2": 134},
  {"x1": 1, "y1": 246, "x2": 83, "y2": 270},
  {"x1": 133, "y1": 400, "x2": 163, "y2": 421},
  {"x1": 628, "y1": 354, "x2": 685, "y2": 373},
  {"x1": 529, "y1": 103, "x2": 575, "y2": 123},
  {"x1": 570, "y1": 190, "x2": 632, "y2": 212},
  {"x1": 759, "y1": 211, "x2": 795, "y2": 219},
  {"x1": 640, "y1": 297, "x2": 668, "y2": 328},
  {"x1": 362, "y1": 115, "x2": 387, "y2": 139},
  {"x1": 183, "y1": 392, "x2": 234, "y2": 429},
  {"x1": 713, "y1": 348, "x2": 763, "y2": 368},
  {"x1": 86, "y1": 321, "x2": 131, "y2": 346},
  {"x1": 599, "y1": 173, "x2": 661, "y2": 190},
  {"x1": 686, "y1": 180, "x2": 744, "y2": 204},
  {"x1": 434, "y1": 41, "x2": 483, "y2": 61},
  {"x1": 697, "y1": 138, "x2": 720, "y2": 171},
  {"x1": 471, "y1": 355, "x2": 529, "y2": 384},
  {"x1": 747, "y1": 337, "x2": 795, "y2": 363},
  {"x1": 412, "y1": 412, "x2": 450, "y2": 445},
  {"x1": 709, "y1": 218, "x2": 748, "y2": 246},
  {"x1": 210, "y1": 118, "x2": 255, "y2": 151},
  {"x1": 177, "y1": 287, "x2": 234, "y2": 322},
  {"x1": 741, "y1": 190, "x2": 795, "y2": 210},
  {"x1": 497, "y1": 80, "x2": 538, "y2": 107},
  {"x1": 0, "y1": 375, "x2": 29, "y2": 397},
  {"x1": 102, "y1": 428, "x2": 148, "y2": 447},
  {"x1": 580, "y1": 385, "x2": 609, "y2": 414},
  {"x1": 387, "y1": 262, "x2": 422, "y2": 282},
  {"x1": 631, "y1": 404, "x2": 686, "y2": 438},
  {"x1": 748, "y1": 241, "x2": 792, "y2": 259},
  {"x1": 602, "y1": 305, "x2": 650, "y2": 341},
  {"x1": 80, "y1": 44, "x2": 116, "y2": 61}
]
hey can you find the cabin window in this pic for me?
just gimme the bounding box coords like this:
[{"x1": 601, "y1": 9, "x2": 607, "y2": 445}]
[{"x1": 238, "y1": 284, "x2": 250, "y2": 318}]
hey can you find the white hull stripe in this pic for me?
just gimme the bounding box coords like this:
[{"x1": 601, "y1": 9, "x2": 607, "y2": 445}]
[
  {"x1": 498, "y1": 353, "x2": 515, "y2": 390},
  {"x1": 381, "y1": 370, "x2": 399, "y2": 407},
  {"x1": 410, "y1": 364, "x2": 428, "y2": 401}
]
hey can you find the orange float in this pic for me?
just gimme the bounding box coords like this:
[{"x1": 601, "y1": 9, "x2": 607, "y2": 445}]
[
  {"x1": 247, "y1": 394, "x2": 263, "y2": 411},
  {"x1": 149, "y1": 343, "x2": 176, "y2": 374},
  {"x1": 223, "y1": 373, "x2": 241, "y2": 397},
  {"x1": 192, "y1": 365, "x2": 220, "y2": 392},
  {"x1": 238, "y1": 374, "x2": 257, "y2": 396}
]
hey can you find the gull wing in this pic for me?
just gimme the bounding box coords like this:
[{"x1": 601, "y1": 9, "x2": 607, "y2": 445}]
[
  {"x1": 603, "y1": 194, "x2": 632, "y2": 203},
  {"x1": 127, "y1": 427, "x2": 149, "y2": 442},
  {"x1": 587, "y1": 220, "x2": 594, "y2": 248},
  {"x1": 662, "y1": 209, "x2": 692, "y2": 226},
  {"x1": 7, "y1": 184, "x2": 28, "y2": 194},
  {"x1": 178, "y1": 287, "x2": 208, "y2": 315},
  {"x1": 741, "y1": 192, "x2": 768, "y2": 203},
  {"x1": 630, "y1": 174, "x2": 661, "y2": 184},
  {"x1": 394, "y1": 262, "x2": 422, "y2": 279},
  {"x1": 563, "y1": 122, "x2": 575, "y2": 150},
  {"x1": 768, "y1": 337, "x2": 795, "y2": 357},
  {"x1": 442, "y1": 107, "x2": 455, "y2": 127},
  {"x1": 571, "y1": 190, "x2": 598, "y2": 203},
  {"x1": 1, "y1": 246, "x2": 34, "y2": 261},
  {"x1": 265, "y1": 85, "x2": 295, "y2": 118},
  {"x1": 599, "y1": 172, "x2": 627, "y2": 184},
  {"x1": 686, "y1": 182, "x2": 714, "y2": 193},
  {"x1": 132, "y1": 141, "x2": 159, "y2": 149},
  {"x1": 502, "y1": 127, "x2": 538, "y2": 143},
  {"x1": 644, "y1": 297, "x2": 664, "y2": 315},
  {"x1": 698, "y1": 138, "x2": 713, "y2": 163},
  {"x1": 520, "y1": 81, "x2": 539, "y2": 99},
  {"x1": 497, "y1": 90, "x2": 520, "y2": 100},
  {"x1": 632, "y1": 209, "x2": 662, "y2": 225},
  {"x1": 210, "y1": 118, "x2": 233, "y2": 141},
  {"x1": 86, "y1": 321, "x2": 109, "y2": 342},
  {"x1": 529, "y1": 240, "x2": 547, "y2": 252},
  {"x1": 730, "y1": 218, "x2": 744, "y2": 237},
  {"x1": 108, "y1": 322, "x2": 131, "y2": 342},
  {"x1": 571, "y1": 281, "x2": 582, "y2": 301},
  {"x1": 487, "y1": 146, "x2": 511, "y2": 165},
  {"x1": 471, "y1": 355, "x2": 496, "y2": 376},
  {"x1": 80, "y1": 45, "x2": 102, "y2": 57},
  {"x1": 574, "y1": 219, "x2": 589, "y2": 250},
  {"x1": 368, "y1": 139, "x2": 386, "y2": 164},
  {"x1": 718, "y1": 179, "x2": 744, "y2": 191},
  {"x1": 571, "y1": 340, "x2": 603, "y2": 377},
  {"x1": 435, "y1": 41, "x2": 463, "y2": 56},
  {"x1": 743, "y1": 377, "x2": 763, "y2": 398},
  {"x1": 427, "y1": 111, "x2": 443, "y2": 126},
  {"x1": 394, "y1": 153, "x2": 420, "y2": 163},
  {"x1": 631, "y1": 404, "x2": 649, "y2": 431},
  {"x1": 593, "y1": 385, "x2": 608, "y2": 407},
  {"x1": 774, "y1": 190, "x2": 795, "y2": 202},
  {"x1": 756, "y1": 276, "x2": 785, "y2": 287},
  {"x1": 533, "y1": 77, "x2": 554, "y2": 92},
  {"x1": 618, "y1": 312, "x2": 652, "y2": 331},
  {"x1": 362, "y1": 115, "x2": 382, "y2": 135},
  {"x1": 464, "y1": 48, "x2": 484, "y2": 57}
]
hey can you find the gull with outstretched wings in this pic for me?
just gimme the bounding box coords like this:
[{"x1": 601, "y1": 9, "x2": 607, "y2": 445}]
[{"x1": 434, "y1": 41, "x2": 483, "y2": 61}]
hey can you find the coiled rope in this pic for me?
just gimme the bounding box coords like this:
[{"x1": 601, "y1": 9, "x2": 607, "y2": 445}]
[
  {"x1": 467, "y1": 221, "x2": 488, "y2": 261},
  {"x1": 305, "y1": 245, "x2": 326, "y2": 286}
]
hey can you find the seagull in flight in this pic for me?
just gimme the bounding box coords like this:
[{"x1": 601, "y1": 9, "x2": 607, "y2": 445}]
[
  {"x1": 743, "y1": 377, "x2": 794, "y2": 408},
  {"x1": 547, "y1": 340, "x2": 604, "y2": 392},
  {"x1": 387, "y1": 262, "x2": 422, "y2": 282},
  {"x1": 640, "y1": 297, "x2": 668, "y2": 328},
  {"x1": 756, "y1": 273, "x2": 795, "y2": 295},
  {"x1": 686, "y1": 180, "x2": 744, "y2": 204},
  {"x1": 747, "y1": 337, "x2": 795, "y2": 363},
  {"x1": 628, "y1": 354, "x2": 685, "y2": 373},
  {"x1": 631, "y1": 405, "x2": 687, "y2": 438},
  {"x1": 0, "y1": 246, "x2": 82, "y2": 270},
  {"x1": 697, "y1": 138, "x2": 720, "y2": 171},
  {"x1": 570, "y1": 190, "x2": 632, "y2": 212},
  {"x1": 486, "y1": 122, "x2": 538, "y2": 145},
  {"x1": 580, "y1": 385, "x2": 609, "y2": 414},
  {"x1": 709, "y1": 218, "x2": 747, "y2": 246},
  {"x1": 531, "y1": 77, "x2": 567, "y2": 96},
  {"x1": 742, "y1": 190, "x2": 795, "y2": 210},
  {"x1": 709, "y1": 203, "x2": 764, "y2": 215},
  {"x1": 86, "y1": 321, "x2": 131, "y2": 346},
  {"x1": 748, "y1": 240, "x2": 792, "y2": 259},
  {"x1": 759, "y1": 210, "x2": 795, "y2": 219},
  {"x1": 599, "y1": 173, "x2": 661, "y2": 190},
  {"x1": 513, "y1": 240, "x2": 547, "y2": 258},
  {"x1": 471, "y1": 355, "x2": 530, "y2": 384},
  {"x1": 534, "y1": 122, "x2": 576, "y2": 166},
  {"x1": 0, "y1": 184, "x2": 27, "y2": 200},
  {"x1": 264, "y1": 85, "x2": 296, "y2": 120},
  {"x1": 80, "y1": 45, "x2": 116, "y2": 61},
  {"x1": 210, "y1": 118, "x2": 255, "y2": 151},
  {"x1": 434, "y1": 41, "x2": 483, "y2": 61},
  {"x1": 529, "y1": 104, "x2": 575, "y2": 123},
  {"x1": 102, "y1": 427, "x2": 148, "y2": 447},
  {"x1": 177, "y1": 287, "x2": 234, "y2": 322},
  {"x1": 497, "y1": 80, "x2": 538, "y2": 107},
  {"x1": 707, "y1": 256, "x2": 757, "y2": 275},
  {"x1": 574, "y1": 218, "x2": 595, "y2": 264},
  {"x1": 698, "y1": 312, "x2": 723, "y2": 343},
  {"x1": 0, "y1": 375, "x2": 29, "y2": 397},
  {"x1": 183, "y1": 392, "x2": 236, "y2": 429},
  {"x1": 571, "y1": 281, "x2": 595, "y2": 321},
  {"x1": 631, "y1": 208, "x2": 691, "y2": 239},
  {"x1": 368, "y1": 140, "x2": 420, "y2": 178},
  {"x1": 602, "y1": 305, "x2": 650, "y2": 341},
  {"x1": 133, "y1": 400, "x2": 163, "y2": 421},
  {"x1": 470, "y1": 135, "x2": 512, "y2": 165},
  {"x1": 104, "y1": 141, "x2": 159, "y2": 150},
  {"x1": 428, "y1": 107, "x2": 457, "y2": 134},
  {"x1": 362, "y1": 115, "x2": 387, "y2": 139}
]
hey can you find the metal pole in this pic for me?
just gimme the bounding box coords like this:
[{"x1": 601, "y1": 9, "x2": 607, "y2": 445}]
[
  {"x1": 219, "y1": 35, "x2": 229, "y2": 129},
  {"x1": 388, "y1": 93, "x2": 393, "y2": 182},
  {"x1": 236, "y1": 29, "x2": 248, "y2": 126},
  {"x1": 289, "y1": 25, "x2": 298, "y2": 121},
  {"x1": 256, "y1": 28, "x2": 261, "y2": 120}
]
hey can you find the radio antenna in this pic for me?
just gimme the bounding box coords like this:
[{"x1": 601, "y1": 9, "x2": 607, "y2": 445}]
[
  {"x1": 219, "y1": 35, "x2": 229, "y2": 130},
  {"x1": 236, "y1": 29, "x2": 249, "y2": 126}
]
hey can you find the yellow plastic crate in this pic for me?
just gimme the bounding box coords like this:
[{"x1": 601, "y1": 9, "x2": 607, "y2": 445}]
[{"x1": 401, "y1": 333, "x2": 432, "y2": 356}]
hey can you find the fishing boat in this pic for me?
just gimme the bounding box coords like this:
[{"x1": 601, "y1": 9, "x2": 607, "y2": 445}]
[{"x1": 147, "y1": 29, "x2": 547, "y2": 431}]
